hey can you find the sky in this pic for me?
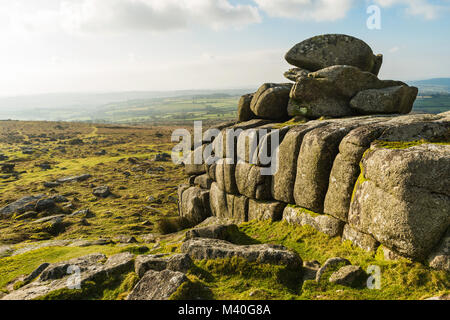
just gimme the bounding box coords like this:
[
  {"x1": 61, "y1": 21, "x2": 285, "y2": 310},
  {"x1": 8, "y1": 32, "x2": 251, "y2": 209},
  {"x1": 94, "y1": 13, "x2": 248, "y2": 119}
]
[{"x1": 0, "y1": 0, "x2": 449, "y2": 97}]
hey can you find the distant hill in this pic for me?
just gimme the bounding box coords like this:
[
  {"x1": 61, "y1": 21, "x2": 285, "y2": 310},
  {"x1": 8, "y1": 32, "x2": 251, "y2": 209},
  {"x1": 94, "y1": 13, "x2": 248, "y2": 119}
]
[
  {"x1": 409, "y1": 78, "x2": 450, "y2": 94},
  {"x1": 0, "y1": 80, "x2": 449, "y2": 122},
  {"x1": 0, "y1": 89, "x2": 253, "y2": 121},
  {"x1": 410, "y1": 78, "x2": 450, "y2": 86}
]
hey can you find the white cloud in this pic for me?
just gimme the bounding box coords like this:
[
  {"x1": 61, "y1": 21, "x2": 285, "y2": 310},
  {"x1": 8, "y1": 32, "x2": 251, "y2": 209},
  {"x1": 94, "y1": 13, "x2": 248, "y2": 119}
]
[
  {"x1": 6, "y1": 0, "x2": 262, "y2": 35},
  {"x1": 253, "y1": 0, "x2": 354, "y2": 21},
  {"x1": 374, "y1": 0, "x2": 448, "y2": 20},
  {"x1": 388, "y1": 46, "x2": 400, "y2": 53}
]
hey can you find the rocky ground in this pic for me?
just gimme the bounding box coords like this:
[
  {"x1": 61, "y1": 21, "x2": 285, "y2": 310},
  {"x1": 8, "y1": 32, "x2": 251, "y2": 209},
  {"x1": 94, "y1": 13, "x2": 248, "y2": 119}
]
[{"x1": 0, "y1": 120, "x2": 448, "y2": 300}]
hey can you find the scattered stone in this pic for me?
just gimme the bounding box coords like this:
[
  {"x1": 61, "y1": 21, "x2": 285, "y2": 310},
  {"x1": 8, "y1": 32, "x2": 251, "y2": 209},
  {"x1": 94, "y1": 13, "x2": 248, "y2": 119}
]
[
  {"x1": 93, "y1": 185, "x2": 111, "y2": 198},
  {"x1": 68, "y1": 239, "x2": 111, "y2": 247},
  {"x1": 329, "y1": 265, "x2": 366, "y2": 288},
  {"x1": 315, "y1": 257, "x2": 351, "y2": 282},
  {"x1": 135, "y1": 255, "x2": 168, "y2": 277},
  {"x1": 22, "y1": 149, "x2": 34, "y2": 155},
  {"x1": 32, "y1": 215, "x2": 65, "y2": 224},
  {"x1": 70, "y1": 209, "x2": 94, "y2": 218},
  {"x1": 303, "y1": 260, "x2": 321, "y2": 281},
  {"x1": 35, "y1": 198, "x2": 55, "y2": 212},
  {"x1": 50, "y1": 195, "x2": 69, "y2": 203},
  {"x1": 56, "y1": 174, "x2": 91, "y2": 184},
  {"x1": 154, "y1": 153, "x2": 171, "y2": 162},
  {"x1": 1, "y1": 163, "x2": 15, "y2": 173},
  {"x1": 0, "y1": 194, "x2": 44, "y2": 218},
  {"x1": 95, "y1": 149, "x2": 107, "y2": 156},
  {"x1": 0, "y1": 246, "x2": 13, "y2": 258},
  {"x1": 114, "y1": 235, "x2": 138, "y2": 244},
  {"x1": 43, "y1": 181, "x2": 60, "y2": 188},
  {"x1": 36, "y1": 163, "x2": 51, "y2": 170}
]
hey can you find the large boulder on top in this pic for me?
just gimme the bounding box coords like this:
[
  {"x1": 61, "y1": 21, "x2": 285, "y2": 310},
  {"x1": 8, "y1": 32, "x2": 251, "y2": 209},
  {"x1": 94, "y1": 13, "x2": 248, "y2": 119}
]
[
  {"x1": 348, "y1": 144, "x2": 450, "y2": 260},
  {"x1": 350, "y1": 85, "x2": 418, "y2": 115},
  {"x1": 250, "y1": 83, "x2": 292, "y2": 120},
  {"x1": 285, "y1": 34, "x2": 381, "y2": 74}
]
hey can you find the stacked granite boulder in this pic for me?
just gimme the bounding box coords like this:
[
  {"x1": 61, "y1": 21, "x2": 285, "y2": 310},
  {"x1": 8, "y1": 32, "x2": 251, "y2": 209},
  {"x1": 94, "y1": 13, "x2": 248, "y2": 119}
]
[{"x1": 178, "y1": 34, "x2": 450, "y2": 271}]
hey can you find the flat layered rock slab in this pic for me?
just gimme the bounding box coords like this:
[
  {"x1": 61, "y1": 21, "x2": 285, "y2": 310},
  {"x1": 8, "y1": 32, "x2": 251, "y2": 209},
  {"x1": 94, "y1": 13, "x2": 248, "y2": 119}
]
[{"x1": 181, "y1": 238, "x2": 302, "y2": 269}]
